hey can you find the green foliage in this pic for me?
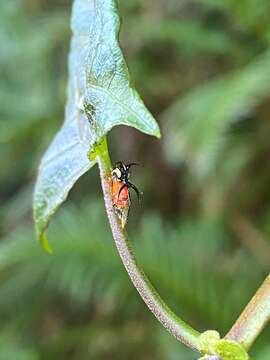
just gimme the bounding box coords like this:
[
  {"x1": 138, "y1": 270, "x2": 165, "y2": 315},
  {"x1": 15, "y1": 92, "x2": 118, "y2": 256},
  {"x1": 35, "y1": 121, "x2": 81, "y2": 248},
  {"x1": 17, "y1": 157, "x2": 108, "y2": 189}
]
[
  {"x1": 163, "y1": 50, "x2": 270, "y2": 178},
  {"x1": 33, "y1": 0, "x2": 160, "y2": 250},
  {"x1": 199, "y1": 330, "x2": 221, "y2": 355},
  {"x1": 0, "y1": 331, "x2": 37, "y2": 360},
  {"x1": 256, "y1": 345, "x2": 270, "y2": 360},
  {"x1": 195, "y1": 0, "x2": 270, "y2": 38},
  {"x1": 0, "y1": 199, "x2": 265, "y2": 358},
  {"x1": 1, "y1": 0, "x2": 270, "y2": 358},
  {"x1": 215, "y1": 340, "x2": 249, "y2": 360},
  {"x1": 0, "y1": 0, "x2": 68, "y2": 144},
  {"x1": 198, "y1": 331, "x2": 249, "y2": 359},
  {"x1": 126, "y1": 18, "x2": 236, "y2": 56}
]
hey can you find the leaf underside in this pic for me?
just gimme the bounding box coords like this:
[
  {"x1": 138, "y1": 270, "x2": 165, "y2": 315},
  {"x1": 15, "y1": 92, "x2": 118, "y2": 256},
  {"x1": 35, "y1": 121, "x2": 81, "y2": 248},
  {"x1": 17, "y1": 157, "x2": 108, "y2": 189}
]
[{"x1": 33, "y1": 0, "x2": 160, "y2": 250}]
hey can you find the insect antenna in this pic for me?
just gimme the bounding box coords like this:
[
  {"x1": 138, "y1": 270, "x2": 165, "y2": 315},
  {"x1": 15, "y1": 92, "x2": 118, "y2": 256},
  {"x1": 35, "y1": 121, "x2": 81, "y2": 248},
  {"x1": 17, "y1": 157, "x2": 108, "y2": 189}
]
[{"x1": 126, "y1": 162, "x2": 139, "y2": 170}]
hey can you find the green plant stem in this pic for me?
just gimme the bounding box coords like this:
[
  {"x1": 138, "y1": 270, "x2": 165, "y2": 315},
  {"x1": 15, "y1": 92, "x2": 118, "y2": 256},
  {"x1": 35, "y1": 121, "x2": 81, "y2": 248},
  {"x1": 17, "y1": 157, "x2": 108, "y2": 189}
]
[
  {"x1": 225, "y1": 273, "x2": 270, "y2": 349},
  {"x1": 95, "y1": 137, "x2": 200, "y2": 351}
]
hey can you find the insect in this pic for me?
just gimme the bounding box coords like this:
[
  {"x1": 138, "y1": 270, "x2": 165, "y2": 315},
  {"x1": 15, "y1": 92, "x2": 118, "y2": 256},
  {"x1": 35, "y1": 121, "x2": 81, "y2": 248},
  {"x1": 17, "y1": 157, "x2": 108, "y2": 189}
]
[{"x1": 110, "y1": 161, "x2": 141, "y2": 228}]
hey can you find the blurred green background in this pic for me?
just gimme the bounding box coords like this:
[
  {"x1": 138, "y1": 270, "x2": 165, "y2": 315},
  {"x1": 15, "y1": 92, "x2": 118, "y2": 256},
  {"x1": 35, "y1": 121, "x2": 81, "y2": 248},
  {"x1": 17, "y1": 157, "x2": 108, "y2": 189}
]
[{"x1": 0, "y1": 0, "x2": 270, "y2": 359}]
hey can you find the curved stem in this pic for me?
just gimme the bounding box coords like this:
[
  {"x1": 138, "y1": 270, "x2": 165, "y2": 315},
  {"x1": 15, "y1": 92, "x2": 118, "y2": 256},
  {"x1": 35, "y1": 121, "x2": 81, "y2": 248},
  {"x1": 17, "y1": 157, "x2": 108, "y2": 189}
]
[
  {"x1": 225, "y1": 273, "x2": 270, "y2": 349},
  {"x1": 96, "y1": 137, "x2": 200, "y2": 351}
]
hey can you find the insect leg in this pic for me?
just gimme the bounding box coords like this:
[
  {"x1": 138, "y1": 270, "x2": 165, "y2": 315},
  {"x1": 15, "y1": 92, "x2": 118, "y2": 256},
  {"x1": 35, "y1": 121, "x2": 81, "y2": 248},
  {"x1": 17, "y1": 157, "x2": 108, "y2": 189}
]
[{"x1": 127, "y1": 181, "x2": 142, "y2": 204}]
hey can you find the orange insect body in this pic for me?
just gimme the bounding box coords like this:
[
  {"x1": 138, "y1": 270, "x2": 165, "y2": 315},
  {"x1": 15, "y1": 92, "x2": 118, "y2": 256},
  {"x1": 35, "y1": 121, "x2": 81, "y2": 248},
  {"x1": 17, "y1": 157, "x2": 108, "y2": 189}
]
[
  {"x1": 110, "y1": 162, "x2": 141, "y2": 228},
  {"x1": 111, "y1": 179, "x2": 129, "y2": 209}
]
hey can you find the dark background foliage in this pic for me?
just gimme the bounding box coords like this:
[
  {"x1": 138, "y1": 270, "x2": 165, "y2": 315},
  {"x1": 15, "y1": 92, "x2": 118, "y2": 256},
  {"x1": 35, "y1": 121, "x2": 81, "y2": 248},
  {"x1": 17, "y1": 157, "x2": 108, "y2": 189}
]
[{"x1": 0, "y1": 0, "x2": 269, "y2": 359}]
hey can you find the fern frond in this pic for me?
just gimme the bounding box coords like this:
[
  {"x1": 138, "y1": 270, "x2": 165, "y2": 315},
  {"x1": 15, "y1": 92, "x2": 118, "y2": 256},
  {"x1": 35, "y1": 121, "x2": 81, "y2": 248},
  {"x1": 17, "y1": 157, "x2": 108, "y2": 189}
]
[{"x1": 162, "y1": 50, "x2": 270, "y2": 179}]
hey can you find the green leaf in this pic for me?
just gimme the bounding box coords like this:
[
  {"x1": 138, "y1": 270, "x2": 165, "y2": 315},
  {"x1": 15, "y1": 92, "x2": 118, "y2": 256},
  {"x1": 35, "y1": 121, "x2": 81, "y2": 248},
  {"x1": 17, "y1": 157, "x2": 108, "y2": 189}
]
[
  {"x1": 33, "y1": 0, "x2": 160, "y2": 251},
  {"x1": 198, "y1": 331, "x2": 249, "y2": 360},
  {"x1": 215, "y1": 340, "x2": 249, "y2": 360},
  {"x1": 73, "y1": 0, "x2": 160, "y2": 141},
  {"x1": 198, "y1": 330, "x2": 221, "y2": 355}
]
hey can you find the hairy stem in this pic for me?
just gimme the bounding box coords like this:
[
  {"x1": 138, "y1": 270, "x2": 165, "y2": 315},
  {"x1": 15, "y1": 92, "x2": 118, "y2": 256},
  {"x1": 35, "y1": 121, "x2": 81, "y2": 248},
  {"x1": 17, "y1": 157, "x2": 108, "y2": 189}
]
[
  {"x1": 95, "y1": 137, "x2": 200, "y2": 351},
  {"x1": 225, "y1": 273, "x2": 270, "y2": 349}
]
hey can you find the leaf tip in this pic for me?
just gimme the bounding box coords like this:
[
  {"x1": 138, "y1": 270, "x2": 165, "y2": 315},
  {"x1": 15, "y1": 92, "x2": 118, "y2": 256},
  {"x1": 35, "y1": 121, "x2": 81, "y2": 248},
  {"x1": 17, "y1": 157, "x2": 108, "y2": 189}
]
[
  {"x1": 152, "y1": 122, "x2": 161, "y2": 139},
  {"x1": 39, "y1": 232, "x2": 53, "y2": 254},
  {"x1": 155, "y1": 129, "x2": 162, "y2": 139}
]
